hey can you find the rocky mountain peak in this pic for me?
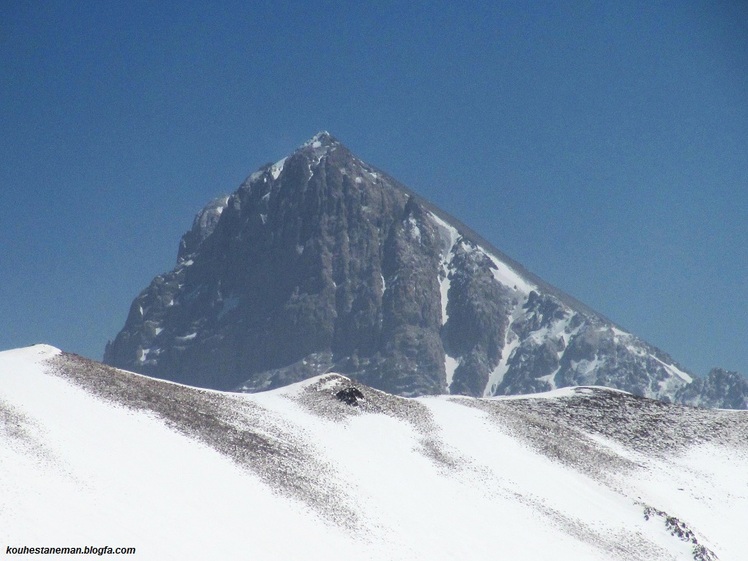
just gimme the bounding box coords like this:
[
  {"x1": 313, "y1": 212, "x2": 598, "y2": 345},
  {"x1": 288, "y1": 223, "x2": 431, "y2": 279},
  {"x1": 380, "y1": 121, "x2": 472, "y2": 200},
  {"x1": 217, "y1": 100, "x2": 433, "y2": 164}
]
[
  {"x1": 283, "y1": 130, "x2": 346, "y2": 169},
  {"x1": 300, "y1": 130, "x2": 339, "y2": 150},
  {"x1": 104, "y1": 133, "x2": 747, "y2": 409}
]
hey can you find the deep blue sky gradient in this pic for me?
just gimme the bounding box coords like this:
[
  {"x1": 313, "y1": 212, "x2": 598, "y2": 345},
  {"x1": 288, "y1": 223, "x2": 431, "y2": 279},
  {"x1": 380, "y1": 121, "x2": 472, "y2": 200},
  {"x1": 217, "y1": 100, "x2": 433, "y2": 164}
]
[{"x1": 1, "y1": 1, "x2": 746, "y2": 376}]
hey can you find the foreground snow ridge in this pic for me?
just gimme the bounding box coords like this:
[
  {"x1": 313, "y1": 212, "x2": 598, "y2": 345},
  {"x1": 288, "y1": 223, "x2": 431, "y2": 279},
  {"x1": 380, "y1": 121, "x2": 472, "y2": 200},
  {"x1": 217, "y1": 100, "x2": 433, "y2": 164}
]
[{"x1": 1, "y1": 346, "x2": 746, "y2": 561}]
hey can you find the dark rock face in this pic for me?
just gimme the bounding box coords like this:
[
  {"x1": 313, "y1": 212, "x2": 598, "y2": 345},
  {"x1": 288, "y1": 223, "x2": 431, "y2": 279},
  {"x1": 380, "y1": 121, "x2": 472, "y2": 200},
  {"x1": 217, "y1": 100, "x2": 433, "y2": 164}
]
[
  {"x1": 104, "y1": 132, "x2": 747, "y2": 408},
  {"x1": 105, "y1": 134, "x2": 443, "y2": 395},
  {"x1": 442, "y1": 240, "x2": 513, "y2": 396}
]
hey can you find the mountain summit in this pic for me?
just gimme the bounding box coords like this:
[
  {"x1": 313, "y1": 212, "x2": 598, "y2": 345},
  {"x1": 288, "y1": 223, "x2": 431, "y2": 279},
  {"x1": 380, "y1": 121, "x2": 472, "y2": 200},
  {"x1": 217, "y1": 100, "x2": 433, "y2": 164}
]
[{"x1": 104, "y1": 133, "x2": 745, "y2": 407}]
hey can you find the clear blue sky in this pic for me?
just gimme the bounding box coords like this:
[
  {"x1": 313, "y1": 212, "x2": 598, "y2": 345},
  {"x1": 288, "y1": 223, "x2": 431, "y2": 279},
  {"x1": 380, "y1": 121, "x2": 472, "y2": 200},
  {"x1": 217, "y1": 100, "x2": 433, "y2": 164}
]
[{"x1": 1, "y1": 1, "x2": 746, "y2": 377}]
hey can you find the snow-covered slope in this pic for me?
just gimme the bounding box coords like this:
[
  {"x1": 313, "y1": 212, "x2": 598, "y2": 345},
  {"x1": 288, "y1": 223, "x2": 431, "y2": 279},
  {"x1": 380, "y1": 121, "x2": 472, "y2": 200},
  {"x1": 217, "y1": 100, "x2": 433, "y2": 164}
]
[{"x1": 2, "y1": 346, "x2": 746, "y2": 560}]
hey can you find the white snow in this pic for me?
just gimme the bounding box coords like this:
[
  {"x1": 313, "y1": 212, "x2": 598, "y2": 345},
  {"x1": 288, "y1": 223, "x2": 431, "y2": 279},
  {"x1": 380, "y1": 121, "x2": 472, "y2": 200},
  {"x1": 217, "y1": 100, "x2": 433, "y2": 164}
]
[
  {"x1": 270, "y1": 157, "x2": 286, "y2": 180},
  {"x1": 429, "y1": 213, "x2": 536, "y2": 295},
  {"x1": 428, "y1": 212, "x2": 460, "y2": 254},
  {"x1": 444, "y1": 354, "x2": 460, "y2": 389},
  {"x1": 407, "y1": 216, "x2": 421, "y2": 243},
  {"x1": 439, "y1": 271, "x2": 451, "y2": 324},
  {"x1": 175, "y1": 332, "x2": 197, "y2": 342},
  {"x1": 485, "y1": 251, "x2": 536, "y2": 294},
  {"x1": 1, "y1": 346, "x2": 745, "y2": 561},
  {"x1": 429, "y1": 212, "x2": 460, "y2": 326},
  {"x1": 137, "y1": 347, "x2": 160, "y2": 363},
  {"x1": 652, "y1": 355, "x2": 693, "y2": 384},
  {"x1": 523, "y1": 312, "x2": 577, "y2": 348},
  {"x1": 0, "y1": 347, "x2": 361, "y2": 561}
]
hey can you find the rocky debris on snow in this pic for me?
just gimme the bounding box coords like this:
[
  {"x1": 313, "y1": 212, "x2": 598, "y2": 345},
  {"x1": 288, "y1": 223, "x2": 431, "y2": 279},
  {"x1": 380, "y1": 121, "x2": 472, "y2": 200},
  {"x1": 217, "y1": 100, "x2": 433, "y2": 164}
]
[
  {"x1": 48, "y1": 352, "x2": 360, "y2": 528},
  {"x1": 641, "y1": 504, "x2": 718, "y2": 561}
]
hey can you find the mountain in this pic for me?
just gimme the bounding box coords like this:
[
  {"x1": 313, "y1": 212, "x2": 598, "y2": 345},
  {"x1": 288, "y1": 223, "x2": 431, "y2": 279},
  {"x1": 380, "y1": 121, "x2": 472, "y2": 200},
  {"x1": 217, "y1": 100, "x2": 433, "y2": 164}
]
[
  {"x1": 3, "y1": 345, "x2": 747, "y2": 560},
  {"x1": 676, "y1": 368, "x2": 748, "y2": 409},
  {"x1": 104, "y1": 132, "x2": 746, "y2": 408}
]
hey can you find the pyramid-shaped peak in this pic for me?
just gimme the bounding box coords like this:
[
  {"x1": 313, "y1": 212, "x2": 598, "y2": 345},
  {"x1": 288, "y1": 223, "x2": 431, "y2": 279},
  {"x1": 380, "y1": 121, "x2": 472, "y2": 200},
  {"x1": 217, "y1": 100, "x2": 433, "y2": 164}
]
[{"x1": 299, "y1": 131, "x2": 340, "y2": 151}]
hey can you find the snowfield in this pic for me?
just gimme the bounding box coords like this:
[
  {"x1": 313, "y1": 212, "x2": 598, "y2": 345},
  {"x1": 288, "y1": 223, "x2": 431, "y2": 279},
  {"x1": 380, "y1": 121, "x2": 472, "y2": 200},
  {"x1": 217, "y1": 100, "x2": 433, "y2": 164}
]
[{"x1": 1, "y1": 345, "x2": 746, "y2": 560}]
